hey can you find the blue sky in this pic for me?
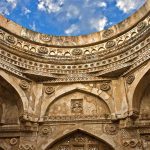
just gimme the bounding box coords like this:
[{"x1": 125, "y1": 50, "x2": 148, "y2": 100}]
[{"x1": 0, "y1": 0, "x2": 146, "y2": 36}]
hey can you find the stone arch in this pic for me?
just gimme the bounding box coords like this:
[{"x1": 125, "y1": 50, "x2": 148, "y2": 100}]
[
  {"x1": 0, "y1": 71, "x2": 29, "y2": 124},
  {"x1": 0, "y1": 70, "x2": 28, "y2": 112},
  {"x1": 41, "y1": 84, "x2": 114, "y2": 117},
  {"x1": 44, "y1": 128, "x2": 115, "y2": 150},
  {"x1": 127, "y1": 61, "x2": 150, "y2": 116}
]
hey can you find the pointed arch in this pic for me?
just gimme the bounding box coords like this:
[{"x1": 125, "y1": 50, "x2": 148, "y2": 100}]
[
  {"x1": 127, "y1": 61, "x2": 150, "y2": 116},
  {"x1": 0, "y1": 70, "x2": 28, "y2": 114},
  {"x1": 44, "y1": 128, "x2": 115, "y2": 150},
  {"x1": 41, "y1": 83, "x2": 114, "y2": 117}
]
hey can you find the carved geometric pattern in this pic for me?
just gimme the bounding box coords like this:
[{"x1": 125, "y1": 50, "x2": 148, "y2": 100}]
[{"x1": 49, "y1": 131, "x2": 113, "y2": 150}]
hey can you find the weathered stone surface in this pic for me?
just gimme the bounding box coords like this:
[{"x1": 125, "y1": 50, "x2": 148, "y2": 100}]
[{"x1": 0, "y1": 1, "x2": 150, "y2": 149}]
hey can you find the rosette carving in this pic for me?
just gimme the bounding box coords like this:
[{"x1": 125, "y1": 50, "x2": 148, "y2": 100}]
[
  {"x1": 45, "y1": 86, "x2": 55, "y2": 95},
  {"x1": 102, "y1": 29, "x2": 114, "y2": 38},
  {"x1": 100, "y1": 83, "x2": 110, "y2": 91},
  {"x1": 40, "y1": 34, "x2": 51, "y2": 42},
  {"x1": 19, "y1": 80, "x2": 29, "y2": 90},
  {"x1": 19, "y1": 144, "x2": 34, "y2": 150},
  {"x1": 104, "y1": 124, "x2": 118, "y2": 135},
  {"x1": 6, "y1": 35, "x2": 15, "y2": 44},
  {"x1": 126, "y1": 74, "x2": 135, "y2": 84},
  {"x1": 10, "y1": 138, "x2": 17, "y2": 145},
  {"x1": 41, "y1": 126, "x2": 52, "y2": 135},
  {"x1": 122, "y1": 139, "x2": 142, "y2": 148},
  {"x1": 137, "y1": 21, "x2": 146, "y2": 31},
  {"x1": 105, "y1": 40, "x2": 115, "y2": 49},
  {"x1": 72, "y1": 48, "x2": 82, "y2": 56},
  {"x1": 38, "y1": 47, "x2": 48, "y2": 54}
]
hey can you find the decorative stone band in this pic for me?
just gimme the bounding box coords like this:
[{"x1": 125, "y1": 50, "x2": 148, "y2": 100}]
[{"x1": 42, "y1": 114, "x2": 111, "y2": 122}]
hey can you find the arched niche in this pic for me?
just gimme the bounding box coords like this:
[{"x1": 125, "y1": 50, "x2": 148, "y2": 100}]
[
  {"x1": 139, "y1": 84, "x2": 150, "y2": 119},
  {"x1": 132, "y1": 70, "x2": 150, "y2": 117},
  {"x1": 45, "y1": 90, "x2": 111, "y2": 121},
  {"x1": 0, "y1": 76, "x2": 23, "y2": 124},
  {"x1": 46, "y1": 130, "x2": 114, "y2": 150}
]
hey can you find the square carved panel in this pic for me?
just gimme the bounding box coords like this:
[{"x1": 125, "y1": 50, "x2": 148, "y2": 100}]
[{"x1": 71, "y1": 99, "x2": 83, "y2": 114}]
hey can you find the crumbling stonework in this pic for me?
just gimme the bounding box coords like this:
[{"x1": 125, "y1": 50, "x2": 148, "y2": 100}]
[{"x1": 0, "y1": 0, "x2": 150, "y2": 149}]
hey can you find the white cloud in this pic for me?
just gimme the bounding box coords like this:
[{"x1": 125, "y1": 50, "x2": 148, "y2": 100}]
[
  {"x1": 90, "y1": 17, "x2": 108, "y2": 31},
  {"x1": 22, "y1": 7, "x2": 31, "y2": 15},
  {"x1": 30, "y1": 22, "x2": 36, "y2": 31},
  {"x1": 97, "y1": 2, "x2": 107, "y2": 8},
  {"x1": 65, "y1": 24, "x2": 79, "y2": 35},
  {"x1": 0, "y1": 0, "x2": 18, "y2": 15},
  {"x1": 66, "y1": 5, "x2": 80, "y2": 19},
  {"x1": 116, "y1": 0, "x2": 146, "y2": 13},
  {"x1": 38, "y1": 0, "x2": 64, "y2": 13}
]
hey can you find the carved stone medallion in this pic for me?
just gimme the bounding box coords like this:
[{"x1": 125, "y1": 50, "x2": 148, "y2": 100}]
[
  {"x1": 103, "y1": 124, "x2": 118, "y2": 135},
  {"x1": 45, "y1": 86, "x2": 55, "y2": 95},
  {"x1": 105, "y1": 40, "x2": 116, "y2": 49},
  {"x1": 19, "y1": 80, "x2": 29, "y2": 90},
  {"x1": 137, "y1": 21, "x2": 146, "y2": 31},
  {"x1": 10, "y1": 138, "x2": 17, "y2": 145},
  {"x1": 72, "y1": 49, "x2": 82, "y2": 56},
  {"x1": 6, "y1": 35, "x2": 15, "y2": 44},
  {"x1": 126, "y1": 74, "x2": 135, "y2": 84},
  {"x1": 100, "y1": 83, "x2": 110, "y2": 91}
]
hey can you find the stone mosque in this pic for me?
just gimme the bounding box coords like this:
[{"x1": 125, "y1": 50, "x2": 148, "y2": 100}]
[{"x1": 0, "y1": 0, "x2": 150, "y2": 149}]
